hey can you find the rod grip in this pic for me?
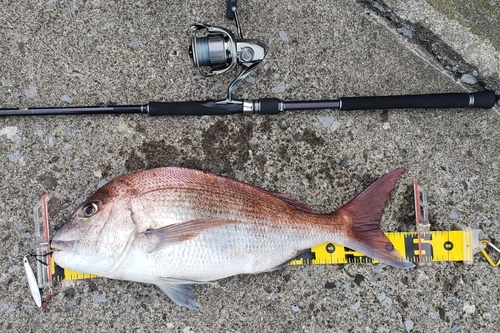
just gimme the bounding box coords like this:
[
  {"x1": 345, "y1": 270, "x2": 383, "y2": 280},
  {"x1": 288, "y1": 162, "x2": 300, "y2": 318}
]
[
  {"x1": 148, "y1": 101, "x2": 242, "y2": 116},
  {"x1": 340, "y1": 91, "x2": 497, "y2": 110},
  {"x1": 258, "y1": 98, "x2": 282, "y2": 114}
]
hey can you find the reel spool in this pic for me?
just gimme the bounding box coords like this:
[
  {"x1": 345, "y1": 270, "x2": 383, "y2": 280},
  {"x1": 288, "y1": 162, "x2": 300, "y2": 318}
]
[{"x1": 188, "y1": 1, "x2": 266, "y2": 102}]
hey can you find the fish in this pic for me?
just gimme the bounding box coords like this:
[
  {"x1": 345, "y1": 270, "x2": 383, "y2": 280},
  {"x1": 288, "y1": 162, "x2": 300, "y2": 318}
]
[{"x1": 51, "y1": 167, "x2": 413, "y2": 309}]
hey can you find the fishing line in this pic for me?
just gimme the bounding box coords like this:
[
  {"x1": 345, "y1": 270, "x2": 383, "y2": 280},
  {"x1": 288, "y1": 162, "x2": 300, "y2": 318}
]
[{"x1": 26, "y1": 252, "x2": 52, "y2": 266}]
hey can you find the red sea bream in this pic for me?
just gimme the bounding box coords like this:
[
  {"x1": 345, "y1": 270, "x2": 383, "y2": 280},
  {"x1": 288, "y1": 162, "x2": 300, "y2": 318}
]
[{"x1": 51, "y1": 167, "x2": 413, "y2": 309}]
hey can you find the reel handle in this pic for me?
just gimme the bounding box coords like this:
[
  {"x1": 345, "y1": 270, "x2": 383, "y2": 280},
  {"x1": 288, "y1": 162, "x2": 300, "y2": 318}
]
[{"x1": 226, "y1": 0, "x2": 238, "y2": 20}]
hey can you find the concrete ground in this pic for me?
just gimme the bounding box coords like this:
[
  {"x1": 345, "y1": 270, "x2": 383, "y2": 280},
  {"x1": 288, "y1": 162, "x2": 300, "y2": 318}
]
[{"x1": 1, "y1": 0, "x2": 499, "y2": 332}]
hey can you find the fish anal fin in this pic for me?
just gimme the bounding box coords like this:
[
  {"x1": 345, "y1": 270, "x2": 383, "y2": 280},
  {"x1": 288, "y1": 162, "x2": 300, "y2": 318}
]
[
  {"x1": 260, "y1": 249, "x2": 313, "y2": 273},
  {"x1": 142, "y1": 219, "x2": 237, "y2": 253},
  {"x1": 157, "y1": 282, "x2": 200, "y2": 310},
  {"x1": 334, "y1": 168, "x2": 414, "y2": 269}
]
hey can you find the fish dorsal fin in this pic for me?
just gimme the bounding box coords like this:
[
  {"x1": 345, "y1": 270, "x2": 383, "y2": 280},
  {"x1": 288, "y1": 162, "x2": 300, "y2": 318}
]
[
  {"x1": 141, "y1": 219, "x2": 237, "y2": 253},
  {"x1": 265, "y1": 190, "x2": 318, "y2": 213}
]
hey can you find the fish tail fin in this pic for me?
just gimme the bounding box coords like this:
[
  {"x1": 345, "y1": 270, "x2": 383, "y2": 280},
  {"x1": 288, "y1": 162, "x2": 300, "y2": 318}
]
[{"x1": 332, "y1": 168, "x2": 414, "y2": 269}]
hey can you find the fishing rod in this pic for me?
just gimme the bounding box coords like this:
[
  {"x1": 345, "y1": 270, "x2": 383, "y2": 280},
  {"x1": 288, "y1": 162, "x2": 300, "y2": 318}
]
[{"x1": 1, "y1": 0, "x2": 498, "y2": 117}]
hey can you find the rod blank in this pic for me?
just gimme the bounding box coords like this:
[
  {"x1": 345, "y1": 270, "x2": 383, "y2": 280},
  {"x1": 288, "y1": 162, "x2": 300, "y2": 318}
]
[{"x1": 0, "y1": 91, "x2": 496, "y2": 117}]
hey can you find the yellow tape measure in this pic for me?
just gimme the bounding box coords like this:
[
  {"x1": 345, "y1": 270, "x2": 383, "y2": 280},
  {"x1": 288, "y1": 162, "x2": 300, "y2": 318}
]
[
  {"x1": 50, "y1": 261, "x2": 98, "y2": 282},
  {"x1": 49, "y1": 229, "x2": 482, "y2": 282},
  {"x1": 290, "y1": 229, "x2": 480, "y2": 266}
]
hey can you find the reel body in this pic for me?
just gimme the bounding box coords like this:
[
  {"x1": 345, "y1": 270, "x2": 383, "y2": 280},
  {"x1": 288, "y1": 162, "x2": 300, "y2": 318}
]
[
  {"x1": 190, "y1": 24, "x2": 266, "y2": 76},
  {"x1": 188, "y1": 3, "x2": 266, "y2": 103}
]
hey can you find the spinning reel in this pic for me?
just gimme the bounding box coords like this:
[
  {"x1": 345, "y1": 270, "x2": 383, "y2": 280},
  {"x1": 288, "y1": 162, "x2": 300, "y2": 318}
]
[{"x1": 188, "y1": 0, "x2": 266, "y2": 104}]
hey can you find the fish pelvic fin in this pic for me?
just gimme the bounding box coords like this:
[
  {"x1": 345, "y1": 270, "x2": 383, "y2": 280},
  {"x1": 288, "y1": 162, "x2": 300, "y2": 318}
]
[
  {"x1": 333, "y1": 168, "x2": 414, "y2": 269},
  {"x1": 157, "y1": 281, "x2": 200, "y2": 310}
]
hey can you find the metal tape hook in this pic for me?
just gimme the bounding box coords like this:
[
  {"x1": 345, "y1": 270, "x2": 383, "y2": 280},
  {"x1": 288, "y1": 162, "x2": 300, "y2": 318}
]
[{"x1": 480, "y1": 239, "x2": 500, "y2": 267}]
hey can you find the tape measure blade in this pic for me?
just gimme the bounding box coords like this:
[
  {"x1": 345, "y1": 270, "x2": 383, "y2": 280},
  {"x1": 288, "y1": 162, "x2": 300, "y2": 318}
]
[
  {"x1": 49, "y1": 231, "x2": 472, "y2": 281},
  {"x1": 50, "y1": 257, "x2": 99, "y2": 281},
  {"x1": 295, "y1": 231, "x2": 469, "y2": 266}
]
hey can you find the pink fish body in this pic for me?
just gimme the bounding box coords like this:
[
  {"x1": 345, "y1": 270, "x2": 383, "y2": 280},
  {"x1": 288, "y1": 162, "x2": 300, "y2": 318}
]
[{"x1": 51, "y1": 167, "x2": 413, "y2": 309}]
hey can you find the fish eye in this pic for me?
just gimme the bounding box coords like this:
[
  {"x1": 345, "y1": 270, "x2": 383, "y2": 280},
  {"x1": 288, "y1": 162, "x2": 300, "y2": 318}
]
[{"x1": 82, "y1": 202, "x2": 99, "y2": 218}]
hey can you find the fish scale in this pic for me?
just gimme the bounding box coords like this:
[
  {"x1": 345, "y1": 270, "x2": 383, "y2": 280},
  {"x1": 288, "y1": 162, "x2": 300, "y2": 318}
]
[{"x1": 51, "y1": 167, "x2": 413, "y2": 309}]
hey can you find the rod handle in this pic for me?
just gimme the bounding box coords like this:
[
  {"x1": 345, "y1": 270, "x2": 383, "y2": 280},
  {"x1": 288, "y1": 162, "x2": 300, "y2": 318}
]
[
  {"x1": 340, "y1": 91, "x2": 497, "y2": 111},
  {"x1": 148, "y1": 101, "x2": 243, "y2": 116}
]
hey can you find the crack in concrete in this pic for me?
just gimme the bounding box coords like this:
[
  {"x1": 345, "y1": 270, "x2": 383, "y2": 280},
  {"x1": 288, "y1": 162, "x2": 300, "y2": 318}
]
[{"x1": 358, "y1": 0, "x2": 499, "y2": 95}]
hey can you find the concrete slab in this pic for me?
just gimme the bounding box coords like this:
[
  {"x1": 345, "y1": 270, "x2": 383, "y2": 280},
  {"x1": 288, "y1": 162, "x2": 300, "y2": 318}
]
[
  {"x1": 1, "y1": 0, "x2": 499, "y2": 332},
  {"x1": 382, "y1": 0, "x2": 500, "y2": 89}
]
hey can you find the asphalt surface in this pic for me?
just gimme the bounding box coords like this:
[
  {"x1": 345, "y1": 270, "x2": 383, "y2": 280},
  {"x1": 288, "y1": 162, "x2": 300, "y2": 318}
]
[{"x1": 1, "y1": 0, "x2": 499, "y2": 332}]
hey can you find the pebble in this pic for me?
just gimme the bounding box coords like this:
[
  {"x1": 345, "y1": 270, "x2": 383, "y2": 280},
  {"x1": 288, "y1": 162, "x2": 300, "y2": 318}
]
[
  {"x1": 279, "y1": 31, "x2": 289, "y2": 42},
  {"x1": 245, "y1": 76, "x2": 256, "y2": 84},
  {"x1": 291, "y1": 304, "x2": 300, "y2": 312},
  {"x1": 8, "y1": 265, "x2": 20, "y2": 273},
  {"x1": 463, "y1": 303, "x2": 476, "y2": 314},
  {"x1": 371, "y1": 1, "x2": 386, "y2": 12},
  {"x1": 350, "y1": 301, "x2": 360, "y2": 310},
  {"x1": 3, "y1": 303, "x2": 15, "y2": 314},
  {"x1": 377, "y1": 292, "x2": 392, "y2": 307},
  {"x1": 92, "y1": 294, "x2": 107, "y2": 303},
  {"x1": 61, "y1": 95, "x2": 73, "y2": 103},
  {"x1": 25, "y1": 86, "x2": 37, "y2": 99},
  {"x1": 8, "y1": 154, "x2": 22, "y2": 163},
  {"x1": 10, "y1": 134, "x2": 22, "y2": 144},
  {"x1": 132, "y1": 40, "x2": 142, "y2": 49},
  {"x1": 317, "y1": 115, "x2": 340, "y2": 131},
  {"x1": 0, "y1": 126, "x2": 19, "y2": 139},
  {"x1": 234, "y1": 170, "x2": 245, "y2": 181},
  {"x1": 449, "y1": 210, "x2": 459, "y2": 219},
  {"x1": 271, "y1": 83, "x2": 286, "y2": 94},
  {"x1": 397, "y1": 27, "x2": 413, "y2": 38},
  {"x1": 451, "y1": 322, "x2": 461, "y2": 333},
  {"x1": 420, "y1": 300, "x2": 428, "y2": 312},
  {"x1": 461, "y1": 74, "x2": 477, "y2": 85},
  {"x1": 404, "y1": 320, "x2": 413, "y2": 331},
  {"x1": 97, "y1": 179, "x2": 108, "y2": 189}
]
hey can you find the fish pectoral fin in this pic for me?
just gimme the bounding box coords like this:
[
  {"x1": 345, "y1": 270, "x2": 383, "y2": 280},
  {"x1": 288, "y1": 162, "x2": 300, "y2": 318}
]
[
  {"x1": 141, "y1": 219, "x2": 238, "y2": 253},
  {"x1": 157, "y1": 282, "x2": 200, "y2": 310}
]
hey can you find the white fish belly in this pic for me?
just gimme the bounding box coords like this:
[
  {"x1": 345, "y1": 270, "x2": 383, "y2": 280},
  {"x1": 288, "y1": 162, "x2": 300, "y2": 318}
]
[{"x1": 116, "y1": 223, "x2": 342, "y2": 283}]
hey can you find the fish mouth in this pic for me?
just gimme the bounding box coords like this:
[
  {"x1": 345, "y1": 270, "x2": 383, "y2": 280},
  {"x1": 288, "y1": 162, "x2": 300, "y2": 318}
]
[{"x1": 51, "y1": 239, "x2": 77, "y2": 252}]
